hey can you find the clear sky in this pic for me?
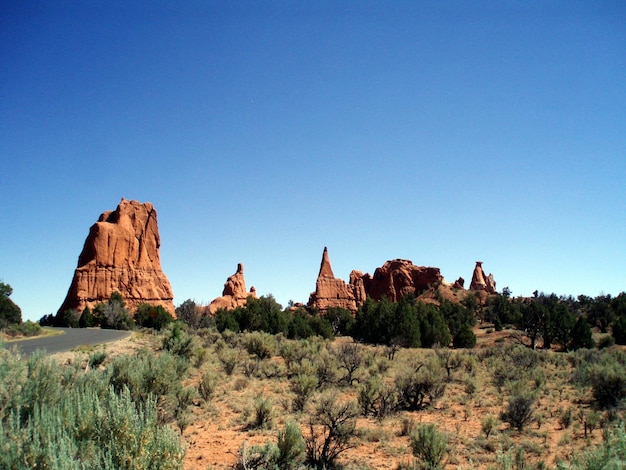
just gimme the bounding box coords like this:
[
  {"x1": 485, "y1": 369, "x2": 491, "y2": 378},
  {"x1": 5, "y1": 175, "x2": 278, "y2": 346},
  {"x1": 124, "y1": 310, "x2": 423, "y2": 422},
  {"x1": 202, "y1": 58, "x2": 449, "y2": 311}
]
[{"x1": 1, "y1": 1, "x2": 625, "y2": 322}]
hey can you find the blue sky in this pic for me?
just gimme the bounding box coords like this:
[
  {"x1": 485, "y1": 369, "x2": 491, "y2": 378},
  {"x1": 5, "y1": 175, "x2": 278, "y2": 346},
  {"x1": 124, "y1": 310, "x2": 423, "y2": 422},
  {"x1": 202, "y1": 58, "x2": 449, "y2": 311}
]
[{"x1": 1, "y1": 1, "x2": 625, "y2": 322}]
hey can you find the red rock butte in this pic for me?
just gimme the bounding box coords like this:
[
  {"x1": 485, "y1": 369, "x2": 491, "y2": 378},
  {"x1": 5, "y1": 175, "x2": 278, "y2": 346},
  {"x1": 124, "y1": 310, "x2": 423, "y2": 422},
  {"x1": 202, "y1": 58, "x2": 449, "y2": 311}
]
[{"x1": 58, "y1": 198, "x2": 175, "y2": 315}]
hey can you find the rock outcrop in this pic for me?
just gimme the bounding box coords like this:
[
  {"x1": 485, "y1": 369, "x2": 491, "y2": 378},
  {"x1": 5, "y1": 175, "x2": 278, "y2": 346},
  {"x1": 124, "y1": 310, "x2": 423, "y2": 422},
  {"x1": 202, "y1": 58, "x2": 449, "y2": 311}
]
[
  {"x1": 361, "y1": 259, "x2": 444, "y2": 302},
  {"x1": 308, "y1": 249, "x2": 444, "y2": 313},
  {"x1": 308, "y1": 247, "x2": 363, "y2": 313},
  {"x1": 58, "y1": 198, "x2": 175, "y2": 315},
  {"x1": 208, "y1": 263, "x2": 257, "y2": 314},
  {"x1": 470, "y1": 261, "x2": 497, "y2": 294}
]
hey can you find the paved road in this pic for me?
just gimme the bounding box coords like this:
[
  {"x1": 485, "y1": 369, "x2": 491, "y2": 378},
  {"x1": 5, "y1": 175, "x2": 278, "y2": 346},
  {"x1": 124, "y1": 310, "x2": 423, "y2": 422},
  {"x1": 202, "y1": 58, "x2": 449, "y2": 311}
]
[{"x1": 3, "y1": 328, "x2": 132, "y2": 357}]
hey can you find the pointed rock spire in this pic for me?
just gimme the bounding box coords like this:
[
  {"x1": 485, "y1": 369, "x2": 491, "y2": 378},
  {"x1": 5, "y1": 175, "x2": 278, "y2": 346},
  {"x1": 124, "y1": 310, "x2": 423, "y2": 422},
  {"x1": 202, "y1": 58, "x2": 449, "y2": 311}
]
[{"x1": 318, "y1": 246, "x2": 335, "y2": 278}]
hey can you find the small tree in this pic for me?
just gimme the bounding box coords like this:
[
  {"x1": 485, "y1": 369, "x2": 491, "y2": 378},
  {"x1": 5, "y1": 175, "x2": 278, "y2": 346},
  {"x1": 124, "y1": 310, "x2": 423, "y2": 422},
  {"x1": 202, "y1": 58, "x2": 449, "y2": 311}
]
[
  {"x1": 569, "y1": 316, "x2": 595, "y2": 350},
  {"x1": 0, "y1": 282, "x2": 22, "y2": 328},
  {"x1": 305, "y1": 393, "x2": 359, "y2": 468},
  {"x1": 78, "y1": 306, "x2": 97, "y2": 327},
  {"x1": 175, "y1": 299, "x2": 200, "y2": 329}
]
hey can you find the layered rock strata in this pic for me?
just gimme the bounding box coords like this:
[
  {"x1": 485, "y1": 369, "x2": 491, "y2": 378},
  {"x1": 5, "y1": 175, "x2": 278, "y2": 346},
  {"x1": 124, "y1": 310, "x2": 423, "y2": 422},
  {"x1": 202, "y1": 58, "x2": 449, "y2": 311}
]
[{"x1": 58, "y1": 198, "x2": 175, "y2": 315}]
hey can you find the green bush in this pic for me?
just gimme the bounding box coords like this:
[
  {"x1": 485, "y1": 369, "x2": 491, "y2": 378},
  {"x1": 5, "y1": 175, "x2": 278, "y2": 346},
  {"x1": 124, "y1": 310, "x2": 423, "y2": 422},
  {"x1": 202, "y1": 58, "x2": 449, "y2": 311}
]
[
  {"x1": 243, "y1": 331, "x2": 275, "y2": 359},
  {"x1": 162, "y1": 322, "x2": 194, "y2": 359},
  {"x1": 0, "y1": 351, "x2": 184, "y2": 470},
  {"x1": 409, "y1": 423, "x2": 448, "y2": 469},
  {"x1": 395, "y1": 357, "x2": 447, "y2": 411},
  {"x1": 358, "y1": 375, "x2": 398, "y2": 419},
  {"x1": 291, "y1": 373, "x2": 318, "y2": 412},
  {"x1": 588, "y1": 362, "x2": 626, "y2": 408},
  {"x1": 277, "y1": 421, "x2": 305, "y2": 468},
  {"x1": 198, "y1": 370, "x2": 218, "y2": 402},
  {"x1": 500, "y1": 391, "x2": 535, "y2": 431}
]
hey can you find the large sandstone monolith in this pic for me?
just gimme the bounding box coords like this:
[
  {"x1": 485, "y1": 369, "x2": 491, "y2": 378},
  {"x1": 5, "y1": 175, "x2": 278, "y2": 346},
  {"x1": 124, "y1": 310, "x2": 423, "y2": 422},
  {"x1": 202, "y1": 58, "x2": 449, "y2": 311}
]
[
  {"x1": 360, "y1": 259, "x2": 444, "y2": 302},
  {"x1": 58, "y1": 198, "x2": 175, "y2": 315},
  {"x1": 470, "y1": 261, "x2": 497, "y2": 294},
  {"x1": 308, "y1": 247, "x2": 361, "y2": 313},
  {"x1": 208, "y1": 263, "x2": 257, "y2": 314}
]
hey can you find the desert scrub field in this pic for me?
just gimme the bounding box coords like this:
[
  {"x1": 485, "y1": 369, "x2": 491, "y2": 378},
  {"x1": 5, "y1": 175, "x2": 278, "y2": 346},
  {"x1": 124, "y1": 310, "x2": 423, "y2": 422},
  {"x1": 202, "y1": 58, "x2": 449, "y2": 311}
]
[{"x1": 2, "y1": 325, "x2": 626, "y2": 469}]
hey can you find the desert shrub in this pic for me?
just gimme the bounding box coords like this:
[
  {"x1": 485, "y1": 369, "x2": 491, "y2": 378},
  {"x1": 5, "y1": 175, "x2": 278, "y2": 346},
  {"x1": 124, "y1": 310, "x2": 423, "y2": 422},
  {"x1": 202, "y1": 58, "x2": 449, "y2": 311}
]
[
  {"x1": 0, "y1": 346, "x2": 26, "y2": 421},
  {"x1": 162, "y1": 322, "x2": 194, "y2": 359},
  {"x1": 2, "y1": 320, "x2": 42, "y2": 337},
  {"x1": 482, "y1": 414, "x2": 499, "y2": 438},
  {"x1": 501, "y1": 391, "x2": 535, "y2": 431},
  {"x1": 291, "y1": 373, "x2": 318, "y2": 412},
  {"x1": 251, "y1": 396, "x2": 273, "y2": 430},
  {"x1": 217, "y1": 346, "x2": 239, "y2": 376},
  {"x1": 358, "y1": 375, "x2": 398, "y2": 419},
  {"x1": 336, "y1": 342, "x2": 363, "y2": 385},
  {"x1": 558, "y1": 407, "x2": 574, "y2": 429},
  {"x1": 395, "y1": 357, "x2": 447, "y2": 411},
  {"x1": 243, "y1": 331, "x2": 275, "y2": 359},
  {"x1": 568, "y1": 423, "x2": 626, "y2": 469},
  {"x1": 277, "y1": 421, "x2": 305, "y2": 468},
  {"x1": 587, "y1": 362, "x2": 626, "y2": 408},
  {"x1": 20, "y1": 350, "x2": 64, "y2": 420},
  {"x1": 198, "y1": 370, "x2": 218, "y2": 402},
  {"x1": 235, "y1": 441, "x2": 279, "y2": 470},
  {"x1": 88, "y1": 349, "x2": 107, "y2": 368},
  {"x1": 409, "y1": 423, "x2": 448, "y2": 469},
  {"x1": 0, "y1": 384, "x2": 184, "y2": 470},
  {"x1": 305, "y1": 392, "x2": 359, "y2": 468},
  {"x1": 315, "y1": 348, "x2": 339, "y2": 388},
  {"x1": 107, "y1": 350, "x2": 187, "y2": 420}
]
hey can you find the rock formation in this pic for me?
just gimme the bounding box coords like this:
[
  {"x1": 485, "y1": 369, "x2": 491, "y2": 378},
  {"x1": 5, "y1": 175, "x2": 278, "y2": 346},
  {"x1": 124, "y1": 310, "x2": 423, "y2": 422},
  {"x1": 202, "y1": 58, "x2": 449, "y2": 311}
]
[
  {"x1": 208, "y1": 263, "x2": 257, "y2": 314},
  {"x1": 58, "y1": 198, "x2": 175, "y2": 315},
  {"x1": 308, "y1": 247, "x2": 363, "y2": 313},
  {"x1": 360, "y1": 259, "x2": 444, "y2": 302},
  {"x1": 470, "y1": 261, "x2": 497, "y2": 294},
  {"x1": 308, "y1": 249, "x2": 444, "y2": 313}
]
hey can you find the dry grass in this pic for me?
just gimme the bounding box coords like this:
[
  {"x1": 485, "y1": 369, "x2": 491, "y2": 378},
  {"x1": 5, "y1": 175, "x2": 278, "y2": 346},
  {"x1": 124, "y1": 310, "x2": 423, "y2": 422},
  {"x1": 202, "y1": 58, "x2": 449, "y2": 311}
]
[{"x1": 50, "y1": 328, "x2": 622, "y2": 469}]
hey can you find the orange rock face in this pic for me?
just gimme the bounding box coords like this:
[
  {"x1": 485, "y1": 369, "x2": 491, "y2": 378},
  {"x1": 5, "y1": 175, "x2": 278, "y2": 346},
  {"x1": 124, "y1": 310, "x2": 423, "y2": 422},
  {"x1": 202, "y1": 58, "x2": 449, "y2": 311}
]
[
  {"x1": 58, "y1": 199, "x2": 175, "y2": 315},
  {"x1": 470, "y1": 261, "x2": 497, "y2": 294},
  {"x1": 361, "y1": 259, "x2": 444, "y2": 302},
  {"x1": 308, "y1": 247, "x2": 362, "y2": 313},
  {"x1": 308, "y1": 249, "x2": 443, "y2": 313},
  {"x1": 208, "y1": 263, "x2": 257, "y2": 314}
]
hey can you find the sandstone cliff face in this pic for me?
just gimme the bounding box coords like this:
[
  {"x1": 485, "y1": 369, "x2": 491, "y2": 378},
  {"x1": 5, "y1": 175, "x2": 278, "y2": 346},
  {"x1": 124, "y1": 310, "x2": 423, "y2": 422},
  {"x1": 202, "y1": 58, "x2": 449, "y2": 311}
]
[
  {"x1": 361, "y1": 259, "x2": 444, "y2": 302},
  {"x1": 58, "y1": 199, "x2": 175, "y2": 315},
  {"x1": 208, "y1": 263, "x2": 257, "y2": 314},
  {"x1": 470, "y1": 261, "x2": 497, "y2": 294},
  {"x1": 308, "y1": 249, "x2": 444, "y2": 313}
]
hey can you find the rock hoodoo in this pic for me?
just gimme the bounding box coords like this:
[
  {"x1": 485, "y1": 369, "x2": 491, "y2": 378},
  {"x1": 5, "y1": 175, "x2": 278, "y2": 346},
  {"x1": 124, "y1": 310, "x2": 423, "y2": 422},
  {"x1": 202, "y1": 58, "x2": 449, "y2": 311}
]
[
  {"x1": 470, "y1": 261, "x2": 497, "y2": 294},
  {"x1": 308, "y1": 248, "x2": 444, "y2": 313},
  {"x1": 208, "y1": 263, "x2": 257, "y2": 314},
  {"x1": 58, "y1": 198, "x2": 175, "y2": 315},
  {"x1": 308, "y1": 247, "x2": 363, "y2": 313},
  {"x1": 361, "y1": 259, "x2": 444, "y2": 303}
]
